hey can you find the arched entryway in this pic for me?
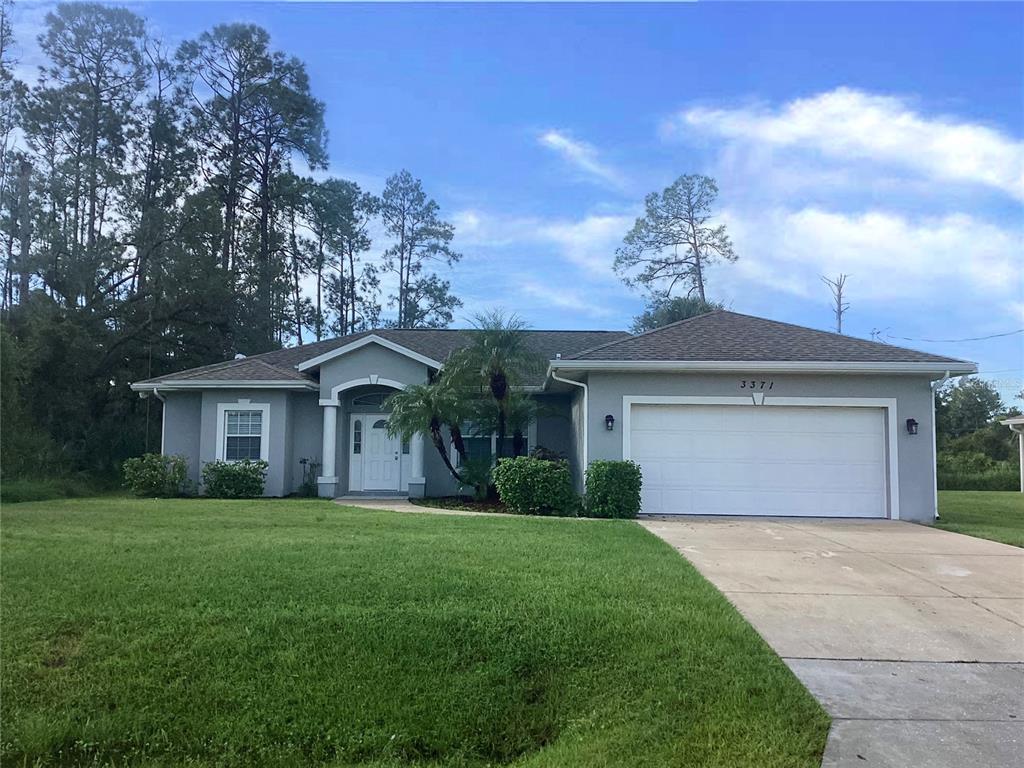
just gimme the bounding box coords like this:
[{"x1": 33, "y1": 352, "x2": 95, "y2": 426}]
[{"x1": 317, "y1": 377, "x2": 424, "y2": 497}]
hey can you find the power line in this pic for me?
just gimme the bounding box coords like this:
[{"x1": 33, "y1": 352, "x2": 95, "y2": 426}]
[{"x1": 885, "y1": 329, "x2": 1024, "y2": 344}]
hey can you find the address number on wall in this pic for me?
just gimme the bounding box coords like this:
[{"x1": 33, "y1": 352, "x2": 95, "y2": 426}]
[{"x1": 739, "y1": 380, "x2": 774, "y2": 390}]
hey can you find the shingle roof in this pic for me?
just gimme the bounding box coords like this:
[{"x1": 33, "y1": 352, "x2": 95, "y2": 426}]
[
  {"x1": 566, "y1": 310, "x2": 973, "y2": 365},
  {"x1": 134, "y1": 328, "x2": 631, "y2": 388},
  {"x1": 133, "y1": 311, "x2": 974, "y2": 390}
]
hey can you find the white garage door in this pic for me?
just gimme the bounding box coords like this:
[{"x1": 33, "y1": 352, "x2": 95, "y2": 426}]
[{"x1": 629, "y1": 404, "x2": 888, "y2": 517}]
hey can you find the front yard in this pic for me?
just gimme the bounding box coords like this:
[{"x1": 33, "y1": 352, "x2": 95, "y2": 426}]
[
  {"x1": 937, "y1": 490, "x2": 1024, "y2": 547},
  {"x1": 1, "y1": 498, "x2": 827, "y2": 767}
]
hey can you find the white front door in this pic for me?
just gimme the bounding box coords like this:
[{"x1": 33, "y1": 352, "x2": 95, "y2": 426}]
[
  {"x1": 629, "y1": 404, "x2": 888, "y2": 517},
  {"x1": 362, "y1": 416, "x2": 400, "y2": 491}
]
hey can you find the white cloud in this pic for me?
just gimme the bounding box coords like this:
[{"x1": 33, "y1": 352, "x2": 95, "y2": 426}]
[
  {"x1": 535, "y1": 213, "x2": 634, "y2": 275},
  {"x1": 667, "y1": 87, "x2": 1024, "y2": 201},
  {"x1": 538, "y1": 129, "x2": 626, "y2": 189},
  {"x1": 713, "y1": 206, "x2": 1022, "y2": 320},
  {"x1": 453, "y1": 207, "x2": 635, "y2": 279},
  {"x1": 519, "y1": 279, "x2": 617, "y2": 319}
]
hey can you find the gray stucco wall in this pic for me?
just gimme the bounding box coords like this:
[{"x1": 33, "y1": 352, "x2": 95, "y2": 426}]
[
  {"x1": 534, "y1": 394, "x2": 572, "y2": 459},
  {"x1": 425, "y1": 428, "x2": 461, "y2": 497},
  {"x1": 289, "y1": 392, "x2": 323, "y2": 491},
  {"x1": 583, "y1": 371, "x2": 937, "y2": 522},
  {"x1": 161, "y1": 393, "x2": 202, "y2": 487},
  {"x1": 319, "y1": 344, "x2": 430, "y2": 401}
]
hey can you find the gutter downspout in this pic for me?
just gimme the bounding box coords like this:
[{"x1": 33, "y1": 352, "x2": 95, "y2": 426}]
[
  {"x1": 931, "y1": 371, "x2": 950, "y2": 520},
  {"x1": 550, "y1": 368, "x2": 588, "y2": 487},
  {"x1": 151, "y1": 387, "x2": 167, "y2": 455}
]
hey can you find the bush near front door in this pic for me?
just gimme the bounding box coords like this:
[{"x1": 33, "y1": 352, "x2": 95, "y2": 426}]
[
  {"x1": 492, "y1": 456, "x2": 578, "y2": 516},
  {"x1": 585, "y1": 460, "x2": 643, "y2": 519}
]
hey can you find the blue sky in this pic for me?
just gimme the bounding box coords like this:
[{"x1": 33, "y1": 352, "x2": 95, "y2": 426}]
[{"x1": 12, "y1": 2, "x2": 1024, "y2": 399}]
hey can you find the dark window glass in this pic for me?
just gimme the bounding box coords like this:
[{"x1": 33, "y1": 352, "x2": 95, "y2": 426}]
[
  {"x1": 226, "y1": 436, "x2": 261, "y2": 461},
  {"x1": 463, "y1": 436, "x2": 492, "y2": 461}
]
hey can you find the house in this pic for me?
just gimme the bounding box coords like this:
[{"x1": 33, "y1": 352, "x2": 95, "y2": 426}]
[{"x1": 130, "y1": 310, "x2": 976, "y2": 522}]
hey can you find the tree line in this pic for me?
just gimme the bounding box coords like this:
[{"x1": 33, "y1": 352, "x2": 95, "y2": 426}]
[{"x1": 0, "y1": 1, "x2": 463, "y2": 481}]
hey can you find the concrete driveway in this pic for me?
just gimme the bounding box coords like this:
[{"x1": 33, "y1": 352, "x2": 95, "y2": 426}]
[{"x1": 641, "y1": 517, "x2": 1024, "y2": 768}]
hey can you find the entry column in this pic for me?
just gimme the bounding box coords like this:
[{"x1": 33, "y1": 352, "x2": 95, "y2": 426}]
[
  {"x1": 318, "y1": 404, "x2": 339, "y2": 497},
  {"x1": 408, "y1": 432, "x2": 426, "y2": 498}
]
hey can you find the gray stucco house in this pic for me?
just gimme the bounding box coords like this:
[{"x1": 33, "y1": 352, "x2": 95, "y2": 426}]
[{"x1": 130, "y1": 310, "x2": 975, "y2": 522}]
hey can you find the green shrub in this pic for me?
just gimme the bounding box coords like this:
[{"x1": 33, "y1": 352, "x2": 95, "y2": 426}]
[
  {"x1": 202, "y1": 459, "x2": 269, "y2": 498},
  {"x1": 585, "y1": 460, "x2": 643, "y2": 518},
  {"x1": 492, "y1": 456, "x2": 578, "y2": 516},
  {"x1": 122, "y1": 453, "x2": 189, "y2": 497},
  {"x1": 937, "y1": 450, "x2": 1018, "y2": 491}
]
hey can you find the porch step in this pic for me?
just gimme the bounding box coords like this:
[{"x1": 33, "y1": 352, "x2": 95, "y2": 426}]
[{"x1": 336, "y1": 493, "x2": 408, "y2": 501}]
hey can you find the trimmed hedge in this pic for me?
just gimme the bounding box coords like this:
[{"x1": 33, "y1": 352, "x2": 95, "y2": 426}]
[
  {"x1": 492, "y1": 456, "x2": 578, "y2": 516},
  {"x1": 123, "y1": 453, "x2": 189, "y2": 497},
  {"x1": 202, "y1": 460, "x2": 269, "y2": 498},
  {"x1": 585, "y1": 460, "x2": 643, "y2": 518}
]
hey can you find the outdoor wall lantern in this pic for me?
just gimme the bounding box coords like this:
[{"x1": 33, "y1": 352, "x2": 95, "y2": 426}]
[
  {"x1": 906, "y1": 418, "x2": 919, "y2": 435},
  {"x1": 605, "y1": 414, "x2": 615, "y2": 431}
]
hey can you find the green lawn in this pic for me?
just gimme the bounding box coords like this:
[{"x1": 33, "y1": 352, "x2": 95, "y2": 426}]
[
  {"x1": 1, "y1": 498, "x2": 827, "y2": 767},
  {"x1": 937, "y1": 490, "x2": 1024, "y2": 547}
]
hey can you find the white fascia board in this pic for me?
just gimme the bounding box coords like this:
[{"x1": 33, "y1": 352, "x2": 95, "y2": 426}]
[
  {"x1": 130, "y1": 380, "x2": 318, "y2": 392},
  {"x1": 548, "y1": 359, "x2": 977, "y2": 375},
  {"x1": 296, "y1": 334, "x2": 443, "y2": 372}
]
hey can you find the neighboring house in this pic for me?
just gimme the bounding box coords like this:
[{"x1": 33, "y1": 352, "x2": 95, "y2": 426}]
[{"x1": 130, "y1": 310, "x2": 976, "y2": 522}]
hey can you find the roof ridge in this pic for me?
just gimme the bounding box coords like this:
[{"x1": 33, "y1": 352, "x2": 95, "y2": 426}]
[
  {"x1": 175, "y1": 358, "x2": 252, "y2": 379},
  {"x1": 250, "y1": 358, "x2": 308, "y2": 377},
  {"x1": 713, "y1": 310, "x2": 975, "y2": 365}
]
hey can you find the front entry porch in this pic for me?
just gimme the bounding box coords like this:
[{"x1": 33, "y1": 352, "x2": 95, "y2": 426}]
[{"x1": 317, "y1": 382, "x2": 425, "y2": 499}]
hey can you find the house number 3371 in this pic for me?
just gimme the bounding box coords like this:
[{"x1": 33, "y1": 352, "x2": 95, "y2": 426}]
[{"x1": 740, "y1": 380, "x2": 773, "y2": 390}]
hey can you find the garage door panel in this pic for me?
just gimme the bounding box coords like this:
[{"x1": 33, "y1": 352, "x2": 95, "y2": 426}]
[
  {"x1": 631, "y1": 432, "x2": 700, "y2": 460},
  {"x1": 651, "y1": 460, "x2": 884, "y2": 492},
  {"x1": 630, "y1": 404, "x2": 888, "y2": 518},
  {"x1": 692, "y1": 488, "x2": 883, "y2": 517},
  {"x1": 635, "y1": 430, "x2": 884, "y2": 465}
]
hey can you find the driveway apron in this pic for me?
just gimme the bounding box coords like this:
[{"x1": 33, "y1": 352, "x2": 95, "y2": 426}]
[{"x1": 640, "y1": 517, "x2": 1024, "y2": 768}]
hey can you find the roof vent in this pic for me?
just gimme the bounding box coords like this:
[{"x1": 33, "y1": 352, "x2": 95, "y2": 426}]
[
  {"x1": 555, "y1": 352, "x2": 562, "y2": 359},
  {"x1": 234, "y1": 353, "x2": 246, "y2": 360}
]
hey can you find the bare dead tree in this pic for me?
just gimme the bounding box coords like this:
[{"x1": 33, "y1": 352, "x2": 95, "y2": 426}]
[{"x1": 821, "y1": 273, "x2": 850, "y2": 334}]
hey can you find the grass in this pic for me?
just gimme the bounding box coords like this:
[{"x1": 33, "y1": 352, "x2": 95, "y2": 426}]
[
  {"x1": 1, "y1": 498, "x2": 827, "y2": 767},
  {"x1": 936, "y1": 490, "x2": 1024, "y2": 547}
]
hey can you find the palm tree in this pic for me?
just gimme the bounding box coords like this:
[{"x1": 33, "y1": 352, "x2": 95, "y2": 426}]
[
  {"x1": 447, "y1": 311, "x2": 546, "y2": 458},
  {"x1": 468, "y1": 390, "x2": 536, "y2": 458},
  {"x1": 386, "y1": 377, "x2": 468, "y2": 483}
]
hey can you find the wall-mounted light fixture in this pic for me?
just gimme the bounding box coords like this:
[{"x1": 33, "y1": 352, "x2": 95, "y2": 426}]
[
  {"x1": 906, "y1": 418, "x2": 919, "y2": 435},
  {"x1": 605, "y1": 414, "x2": 615, "y2": 431}
]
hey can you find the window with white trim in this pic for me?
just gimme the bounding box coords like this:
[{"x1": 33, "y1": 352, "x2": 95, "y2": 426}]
[
  {"x1": 224, "y1": 410, "x2": 263, "y2": 461},
  {"x1": 353, "y1": 419, "x2": 362, "y2": 454}
]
